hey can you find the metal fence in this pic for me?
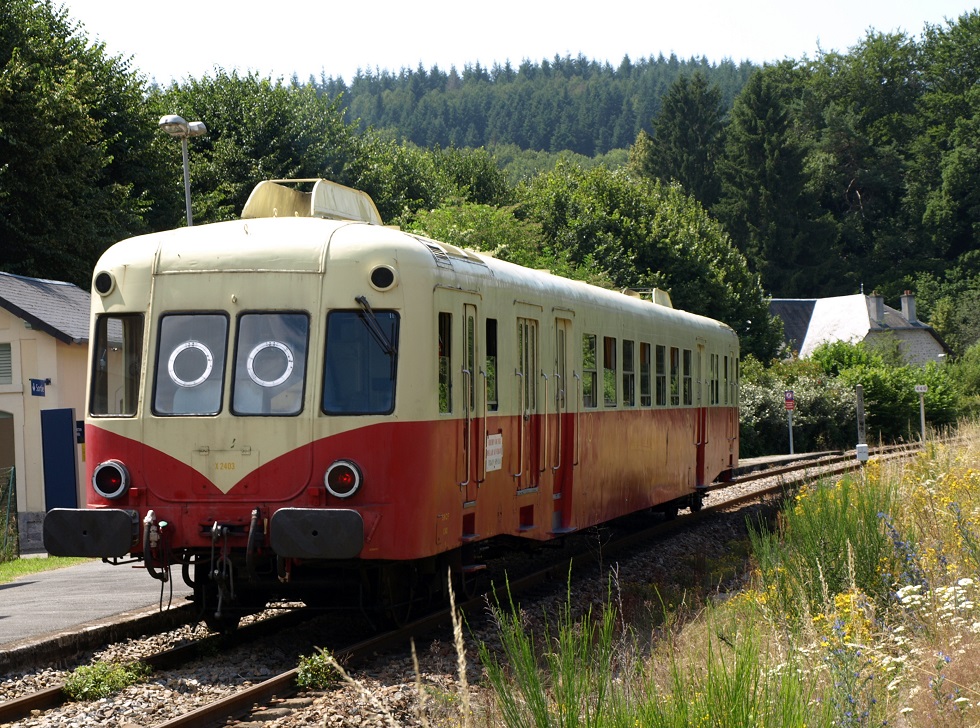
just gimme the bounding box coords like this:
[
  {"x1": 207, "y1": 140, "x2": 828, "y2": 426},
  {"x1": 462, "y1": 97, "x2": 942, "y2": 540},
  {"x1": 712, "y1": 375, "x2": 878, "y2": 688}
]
[{"x1": 0, "y1": 467, "x2": 17, "y2": 562}]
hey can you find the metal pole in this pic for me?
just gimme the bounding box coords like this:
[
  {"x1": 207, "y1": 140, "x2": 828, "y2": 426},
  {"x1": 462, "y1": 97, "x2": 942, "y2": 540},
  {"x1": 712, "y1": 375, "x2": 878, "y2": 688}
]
[
  {"x1": 788, "y1": 409, "x2": 794, "y2": 455},
  {"x1": 919, "y1": 391, "x2": 927, "y2": 444},
  {"x1": 181, "y1": 136, "x2": 193, "y2": 227}
]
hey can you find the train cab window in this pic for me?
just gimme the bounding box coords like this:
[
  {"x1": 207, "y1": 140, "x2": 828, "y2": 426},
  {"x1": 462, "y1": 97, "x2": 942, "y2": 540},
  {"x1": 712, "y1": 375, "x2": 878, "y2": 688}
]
[
  {"x1": 486, "y1": 318, "x2": 498, "y2": 412},
  {"x1": 153, "y1": 314, "x2": 228, "y2": 416},
  {"x1": 655, "y1": 344, "x2": 667, "y2": 406},
  {"x1": 232, "y1": 313, "x2": 309, "y2": 416},
  {"x1": 91, "y1": 314, "x2": 144, "y2": 416},
  {"x1": 682, "y1": 349, "x2": 693, "y2": 406},
  {"x1": 622, "y1": 339, "x2": 635, "y2": 407},
  {"x1": 323, "y1": 310, "x2": 399, "y2": 415},
  {"x1": 438, "y1": 312, "x2": 452, "y2": 413},
  {"x1": 582, "y1": 334, "x2": 597, "y2": 408},
  {"x1": 669, "y1": 346, "x2": 680, "y2": 406},
  {"x1": 603, "y1": 336, "x2": 617, "y2": 407}
]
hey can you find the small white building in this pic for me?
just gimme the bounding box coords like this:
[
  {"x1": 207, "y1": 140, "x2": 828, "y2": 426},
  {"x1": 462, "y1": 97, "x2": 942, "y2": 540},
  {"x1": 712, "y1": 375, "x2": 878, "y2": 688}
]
[
  {"x1": 770, "y1": 291, "x2": 950, "y2": 365},
  {"x1": 0, "y1": 273, "x2": 89, "y2": 553}
]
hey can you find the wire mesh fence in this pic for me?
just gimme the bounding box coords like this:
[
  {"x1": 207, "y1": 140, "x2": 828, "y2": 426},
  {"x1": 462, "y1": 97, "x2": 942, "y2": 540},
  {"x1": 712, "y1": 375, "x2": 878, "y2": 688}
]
[{"x1": 0, "y1": 467, "x2": 18, "y2": 562}]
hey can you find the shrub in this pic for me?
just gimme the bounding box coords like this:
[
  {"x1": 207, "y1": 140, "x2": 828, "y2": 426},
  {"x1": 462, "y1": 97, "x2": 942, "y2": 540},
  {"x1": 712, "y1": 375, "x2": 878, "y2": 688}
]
[{"x1": 63, "y1": 661, "x2": 150, "y2": 701}]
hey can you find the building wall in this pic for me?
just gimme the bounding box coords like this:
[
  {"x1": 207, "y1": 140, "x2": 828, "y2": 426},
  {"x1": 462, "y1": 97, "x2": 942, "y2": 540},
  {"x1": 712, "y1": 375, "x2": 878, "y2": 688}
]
[
  {"x1": 867, "y1": 330, "x2": 946, "y2": 366},
  {"x1": 0, "y1": 307, "x2": 87, "y2": 552}
]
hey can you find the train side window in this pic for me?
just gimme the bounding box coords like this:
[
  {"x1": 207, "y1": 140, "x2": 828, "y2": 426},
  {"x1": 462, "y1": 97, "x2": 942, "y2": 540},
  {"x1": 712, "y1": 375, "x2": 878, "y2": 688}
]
[
  {"x1": 682, "y1": 349, "x2": 693, "y2": 406},
  {"x1": 517, "y1": 318, "x2": 537, "y2": 415},
  {"x1": 232, "y1": 313, "x2": 309, "y2": 416},
  {"x1": 486, "y1": 318, "x2": 498, "y2": 412},
  {"x1": 438, "y1": 312, "x2": 451, "y2": 413},
  {"x1": 323, "y1": 310, "x2": 399, "y2": 415},
  {"x1": 153, "y1": 314, "x2": 228, "y2": 416},
  {"x1": 669, "y1": 346, "x2": 680, "y2": 406},
  {"x1": 582, "y1": 334, "x2": 597, "y2": 408},
  {"x1": 710, "y1": 353, "x2": 720, "y2": 405},
  {"x1": 622, "y1": 339, "x2": 635, "y2": 407},
  {"x1": 91, "y1": 314, "x2": 144, "y2": 416},
  {"x1": 723, "y1": 355, "x2": 730, "y2": 405},
  {"x1": 639, "y1": 342, "x2": 651, "y2": 407},
  {"x1": 655, "y1": 344, "x2": 667, "y2": 406},
  {"x1": 603, "y1": 336, "x2": 617, "y2": 407}
]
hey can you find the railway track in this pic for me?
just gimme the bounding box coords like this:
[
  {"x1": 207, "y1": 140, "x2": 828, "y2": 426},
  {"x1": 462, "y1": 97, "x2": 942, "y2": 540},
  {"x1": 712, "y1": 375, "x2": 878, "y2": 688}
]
[{"x1": 0, "y1": 444, "x2": 919, "y2": 727}]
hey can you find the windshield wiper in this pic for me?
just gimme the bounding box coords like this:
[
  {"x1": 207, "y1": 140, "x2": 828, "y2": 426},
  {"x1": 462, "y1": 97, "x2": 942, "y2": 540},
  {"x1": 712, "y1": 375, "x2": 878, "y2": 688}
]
[{"x1": 355, "y1": 295, "x2": 397, "y2": 356}]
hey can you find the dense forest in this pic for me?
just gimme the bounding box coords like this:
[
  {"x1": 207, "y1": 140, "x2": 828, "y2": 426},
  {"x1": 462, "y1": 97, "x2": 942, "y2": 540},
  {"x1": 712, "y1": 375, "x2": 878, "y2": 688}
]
[
  {"x1": 2, "y1": 0, "x2": 979, "y2": 363},
  {"x1": 313, "y1": 54, "x2": 756, "y2": 156}
]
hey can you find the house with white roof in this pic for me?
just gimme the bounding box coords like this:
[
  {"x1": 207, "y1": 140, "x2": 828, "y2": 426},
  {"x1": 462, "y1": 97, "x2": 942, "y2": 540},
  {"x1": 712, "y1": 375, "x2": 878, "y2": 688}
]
[
  {"x1": 769, "y1": 291, "x2": 950, "y2": 365},
  {"x1": 0, "y1": 272, "x2": 90, "y2": 553}
]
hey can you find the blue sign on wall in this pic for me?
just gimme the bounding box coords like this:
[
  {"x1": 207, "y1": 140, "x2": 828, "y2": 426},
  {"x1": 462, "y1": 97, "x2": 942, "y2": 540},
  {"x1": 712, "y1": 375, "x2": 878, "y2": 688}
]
[{"x1": 30, "y1": 379, "x2": 46, "y2": 396}]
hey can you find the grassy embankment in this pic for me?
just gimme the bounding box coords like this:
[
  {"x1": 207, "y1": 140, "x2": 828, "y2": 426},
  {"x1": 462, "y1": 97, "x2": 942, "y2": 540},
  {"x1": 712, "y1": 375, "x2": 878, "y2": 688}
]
[{"x1": 474, "y1": 423, "x2": 980, "y2": 726}]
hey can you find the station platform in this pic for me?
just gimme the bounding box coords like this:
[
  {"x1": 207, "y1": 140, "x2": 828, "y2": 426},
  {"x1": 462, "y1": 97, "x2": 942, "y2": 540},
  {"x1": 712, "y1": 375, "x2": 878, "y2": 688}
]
[{"x1": 0, "y1": 558, "x2": 193, "y2": 660}]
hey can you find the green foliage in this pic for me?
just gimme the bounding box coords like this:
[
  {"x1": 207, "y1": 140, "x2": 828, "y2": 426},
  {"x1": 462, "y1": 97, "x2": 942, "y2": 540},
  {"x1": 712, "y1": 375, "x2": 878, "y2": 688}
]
[
  {"x1": 150, "y1": 71, "x2": 358, "y2": 224},
  {"x1": 296, "y1": 649, "x2": 341, "y2": 690},
  {"x1": 809, "y1": 340, "x2": 886, "y2": 376},
  {"x1": 738, "y1": 355, "x2": 857, "y2": 457},
  {"x1": 0, "y1": 0, "x2": 167, "y2": 286},
  {"x1": 479, "y1": 576, "x2": 618, "y2": 727},
  {"x1": 518, "y1": 163, "x2": 782, "y2": 360},
  {"x1": 63, "y1": 660, "x2": 151, "y2": 701},
  {"x1": 630, "y1": 72, "x2": 725, "y2": 206},
  {"x1": 750, "y1": 473, "x2": 899, "y2": 618},
  {"x1": 323, "y1": 54, "x2": 754, "y2": 157}
]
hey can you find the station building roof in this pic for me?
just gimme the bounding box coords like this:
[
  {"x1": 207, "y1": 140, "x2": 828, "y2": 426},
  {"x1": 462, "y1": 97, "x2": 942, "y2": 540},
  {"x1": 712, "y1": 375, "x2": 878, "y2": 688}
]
[{"x1": 0, "y1": 272, "x2": 90, "y2": 345}]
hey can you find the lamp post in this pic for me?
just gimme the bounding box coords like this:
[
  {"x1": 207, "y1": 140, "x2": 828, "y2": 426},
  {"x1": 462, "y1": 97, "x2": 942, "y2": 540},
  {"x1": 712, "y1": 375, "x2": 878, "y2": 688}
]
[{"x1": 158, "y1": 114, "x2": 207, "y2": 226}]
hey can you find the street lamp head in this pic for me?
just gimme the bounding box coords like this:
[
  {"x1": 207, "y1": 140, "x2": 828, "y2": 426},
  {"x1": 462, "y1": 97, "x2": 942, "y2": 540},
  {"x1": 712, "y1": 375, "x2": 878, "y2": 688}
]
[
  {"x1": 187, "y1": 120, "x2": 208, "y2": 137},
  {"x1": 159, "y1": 114, "x2": 189, "y2": 137}
]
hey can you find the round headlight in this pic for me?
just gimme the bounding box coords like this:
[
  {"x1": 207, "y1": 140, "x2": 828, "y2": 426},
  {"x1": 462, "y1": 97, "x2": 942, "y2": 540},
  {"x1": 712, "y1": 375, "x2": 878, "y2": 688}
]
[
  {"x1": 369, "y1": 265, "x2": 397, "y2": 292},
  {"x1": 94, "y1": 271, "x2": 115, "y2": 296},
  {"x1": 325, "y1": 460, "x2": 362, "y2": 498},
  {"x1": 93, "y1": 460, "x2": 130, "y2": 499}
]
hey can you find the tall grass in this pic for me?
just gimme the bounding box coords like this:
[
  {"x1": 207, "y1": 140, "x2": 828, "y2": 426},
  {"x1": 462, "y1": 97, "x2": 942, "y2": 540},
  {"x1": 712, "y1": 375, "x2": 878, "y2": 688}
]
[{"x1": 477, "y1": 424, "x2": 980, "y2": 727}]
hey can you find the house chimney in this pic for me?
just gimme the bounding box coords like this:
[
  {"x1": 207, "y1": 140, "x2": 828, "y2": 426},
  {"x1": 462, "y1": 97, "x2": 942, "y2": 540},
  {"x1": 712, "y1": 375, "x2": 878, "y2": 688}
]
[
  {"x1": 901, "y1": 290, "x2": 917, "y2": 323},
  {"x1": 867, "y1": 292, "x2": 885, "y2": 324}
]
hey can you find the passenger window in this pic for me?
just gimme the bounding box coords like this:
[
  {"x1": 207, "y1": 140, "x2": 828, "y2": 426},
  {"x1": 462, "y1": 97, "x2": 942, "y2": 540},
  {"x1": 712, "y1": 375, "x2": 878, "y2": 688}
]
[
  {"x1": 639, "y1": 343, "x2": 651, "y2": 407},
  {"x1": 232, "y1": 313, "x2": 309, "y2": 416},
  {"x1": 153, "y1": 314, "x2": 228, "y2": 416},
  {"x1": 91, "y1": 314, "x2": 144, "y2": 416},
  {"x1": 603, "y1": 336, "x2": 617, "y2": 407},
  {"x1": 669, "y1": 346, "x2": 680, "y2": 406},
  {"x1": 683, "y1": 349, "x2": 693, "y2": 405},
  {"x1": 323, "y1": 310, "x2": 399, "y2": 415},
  {"x1": 622, "y1": 339, "x2": 635, "y2": 407},
  {"x1": 656, "y1": 344, "x2": 667, "y2": 406},
  {"x1": 486, "y1": 318, "x2": 498, "y2": 412},
  {"x1": 438, "y1": 312, "x2": 452, "y2": 413},
  {"x1": 582, "y1": 334, "x2": 597, "y2": 408}
]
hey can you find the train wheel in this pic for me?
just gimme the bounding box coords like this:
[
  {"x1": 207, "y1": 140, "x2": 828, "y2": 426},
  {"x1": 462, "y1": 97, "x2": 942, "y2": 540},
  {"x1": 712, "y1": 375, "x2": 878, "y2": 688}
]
[{"x1": 379, "y1": 564, "x2": 417, "y2": 627}]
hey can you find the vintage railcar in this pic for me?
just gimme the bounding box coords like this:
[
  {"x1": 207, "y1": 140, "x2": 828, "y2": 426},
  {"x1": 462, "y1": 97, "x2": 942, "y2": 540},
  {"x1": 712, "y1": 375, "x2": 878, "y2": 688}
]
[{"x1": 44, "y1": 179, "x2": 739, "y2": 629}]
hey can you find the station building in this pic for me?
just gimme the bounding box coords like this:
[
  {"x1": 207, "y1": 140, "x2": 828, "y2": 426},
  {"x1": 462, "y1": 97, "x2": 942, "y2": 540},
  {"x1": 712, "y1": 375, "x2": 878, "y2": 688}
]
[{"x1": 0, "y1": 273, "x2": 89, "y2": 553}]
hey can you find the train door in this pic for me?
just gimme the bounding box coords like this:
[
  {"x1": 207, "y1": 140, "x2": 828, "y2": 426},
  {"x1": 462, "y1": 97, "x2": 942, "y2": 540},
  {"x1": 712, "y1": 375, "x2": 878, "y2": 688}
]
[
  {"x1": 460, "y1": 303, "x2": 480, "y2": 505},
  {"x1": 513, "y1": 317, "x2": 539, "y2": 491},
  {"x1": 695, "y1": 341, "x2": 707, "y2": 486},
  {"x1": 725, "y1": 351, "x2": 738, "y2": 467},
  {"x1": 552, "y1": 316, "x2": 575, "y2": 531}
]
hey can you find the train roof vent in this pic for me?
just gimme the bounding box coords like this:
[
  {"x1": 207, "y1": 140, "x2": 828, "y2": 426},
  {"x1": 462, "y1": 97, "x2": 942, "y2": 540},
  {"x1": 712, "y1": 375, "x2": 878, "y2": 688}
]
[
  {"x1": 241, "y1": 179, "x2": 384, "y2": 225},
  {"x1": 420, "y1": 241, "x2": 455, "y2": 270}
]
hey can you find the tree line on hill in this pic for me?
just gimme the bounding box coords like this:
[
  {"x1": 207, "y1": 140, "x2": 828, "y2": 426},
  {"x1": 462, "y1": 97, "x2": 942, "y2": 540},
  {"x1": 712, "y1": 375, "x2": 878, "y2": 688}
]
[
  {"x1": 312, "y1": 53, "x2": 756, "y2": 157},
  {"x1": 2, "y1": 0, "x2": 980, "y2": 368}
]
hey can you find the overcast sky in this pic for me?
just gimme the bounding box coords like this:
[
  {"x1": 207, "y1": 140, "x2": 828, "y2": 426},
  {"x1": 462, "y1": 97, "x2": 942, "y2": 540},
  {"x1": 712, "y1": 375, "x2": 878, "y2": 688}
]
[{"x1": 60, "y1": 0, "x2": 974, "y2": 84}]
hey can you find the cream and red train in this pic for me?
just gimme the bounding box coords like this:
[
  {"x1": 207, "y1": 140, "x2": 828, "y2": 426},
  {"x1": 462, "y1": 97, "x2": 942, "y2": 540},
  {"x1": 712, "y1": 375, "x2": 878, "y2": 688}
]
[{"x1": 44, "y1": 179, "x2": 739, "y2": 629}]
